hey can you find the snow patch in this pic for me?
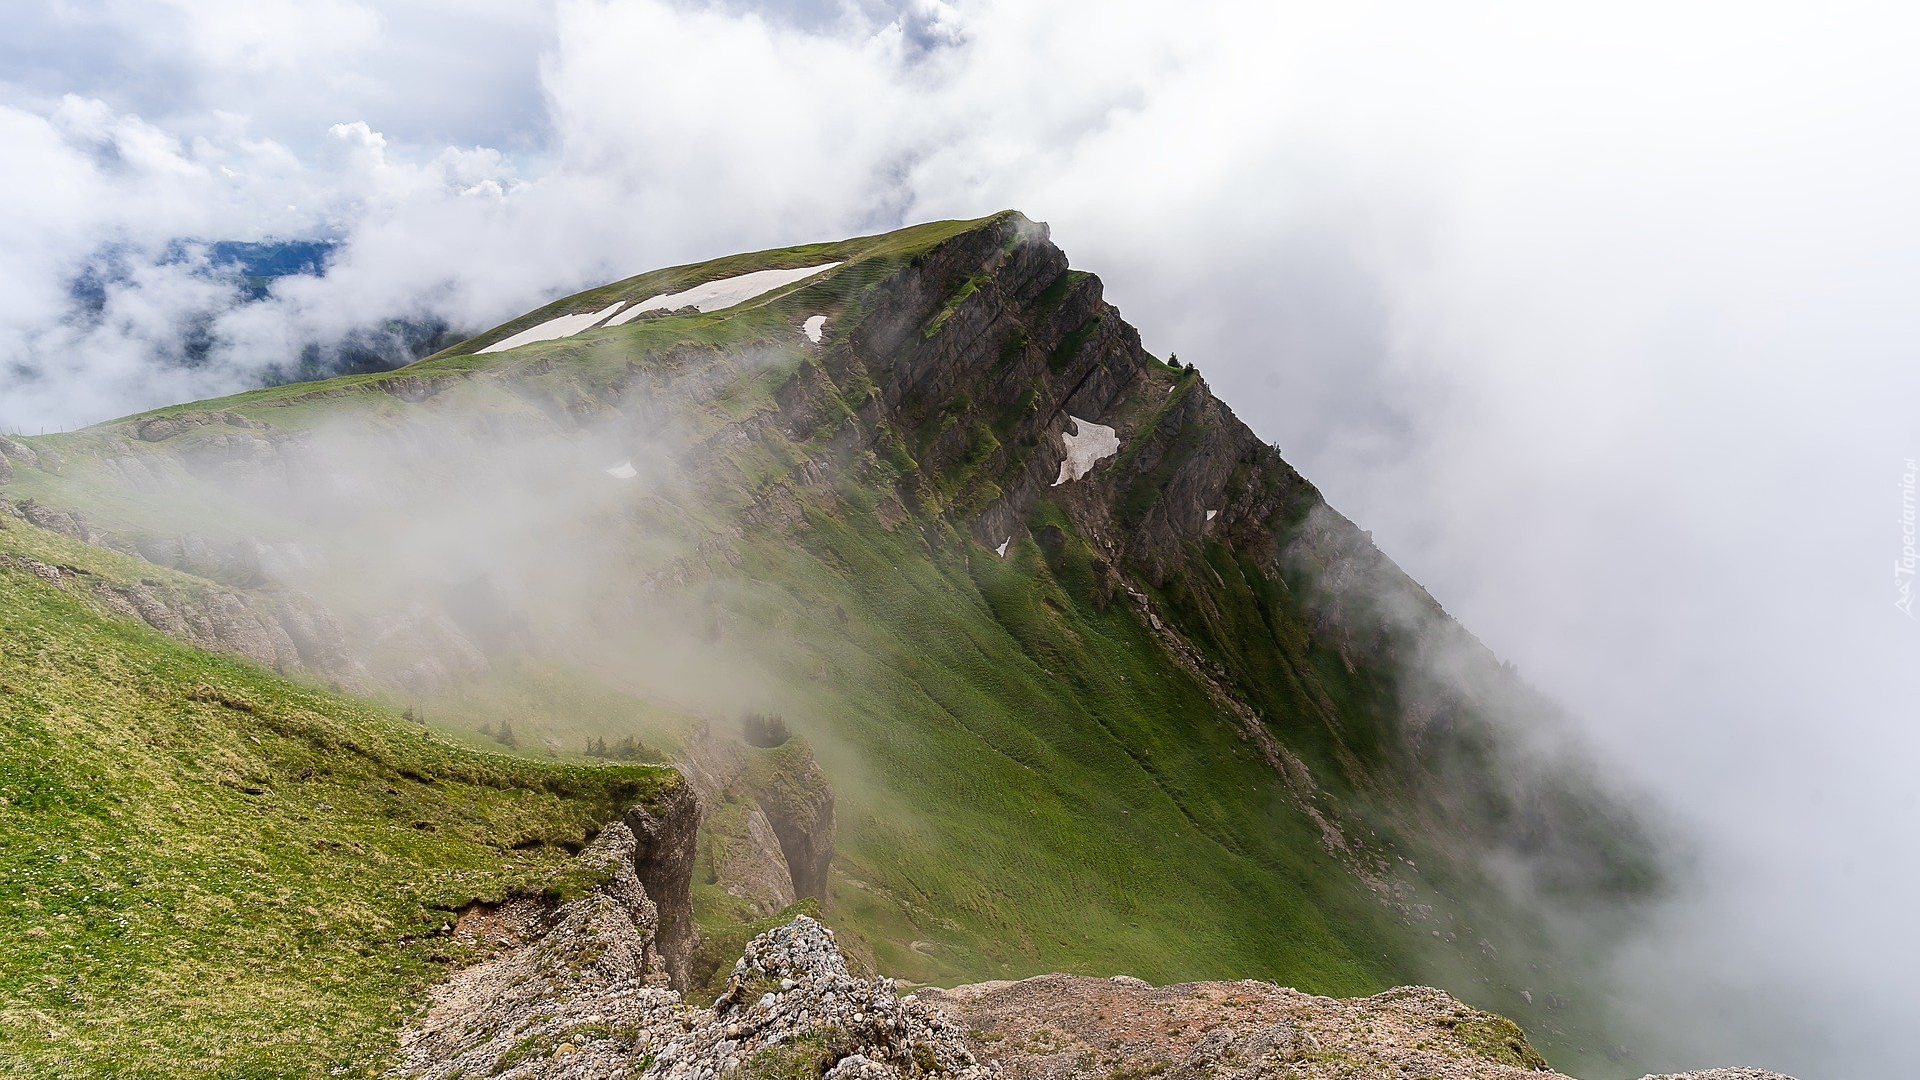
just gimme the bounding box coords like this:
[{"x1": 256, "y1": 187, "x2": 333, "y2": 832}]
[
  {"x1": 1052, "y1": 416, "x2": 1120, "y2": 486},
  {"x1": 479, "y1": 301, "x2": 628, "y2": 354},
  {"x1": 605, "y1": 460, "x2": 637, "y2": 479},
  {"x1": 1206, "y1": 510, "x2": 1218, "y2": 521},
  {"x1": 607, "y1": 262, "x2": 842, "y2": 325},
  {"x1": 802, "y1": 315, "x2": 827, "y2": 343},
  {"x1": 995, "y1": 538, "x2": 1010, "y2": 558}
]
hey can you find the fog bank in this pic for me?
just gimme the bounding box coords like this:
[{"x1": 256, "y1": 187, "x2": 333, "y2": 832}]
[{"x1": 4, "y1": 2, "x2": 1916, "y2": 1074}]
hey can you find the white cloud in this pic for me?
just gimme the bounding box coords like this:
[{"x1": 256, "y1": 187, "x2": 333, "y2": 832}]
[{"x1": 3, "y1": 1, "x2": 1918, "y2": 1073}]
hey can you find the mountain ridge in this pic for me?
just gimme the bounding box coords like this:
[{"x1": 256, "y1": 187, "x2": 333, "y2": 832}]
[{"x1": 2, "y1": 210, "x2": 1669, "y2": 1076}]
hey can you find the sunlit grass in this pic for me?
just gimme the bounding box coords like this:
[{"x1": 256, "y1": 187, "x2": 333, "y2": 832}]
[{"x1": 0, "y1": 535, "x2": 674, "y2": 1080}]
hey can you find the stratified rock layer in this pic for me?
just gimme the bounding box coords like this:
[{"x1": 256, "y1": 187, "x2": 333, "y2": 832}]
[
  {"x1": 679, "y1": 723, "x2": 837, "y2": 917},
  {"x1": 393, "y1": 821, "x2": 683, "y2": 1080}
]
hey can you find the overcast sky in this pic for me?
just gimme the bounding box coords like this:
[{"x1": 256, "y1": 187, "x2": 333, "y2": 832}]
[{"x1": 4, "y1": 3, "x2": 1917, "y2": 1075}]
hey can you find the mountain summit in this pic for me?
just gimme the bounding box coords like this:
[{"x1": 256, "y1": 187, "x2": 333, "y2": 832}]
[{"x1": 0, "y1": 212, "x2": 1690, "y2": 1078}]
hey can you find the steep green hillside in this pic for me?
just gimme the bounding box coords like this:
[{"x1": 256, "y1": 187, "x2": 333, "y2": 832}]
[
  {"x1": 0, "y1": 211, "x2": 1659, "y2": 1074},
  {"x1": 0, "y1": 518, "x2": 677, "y2": 1080}
]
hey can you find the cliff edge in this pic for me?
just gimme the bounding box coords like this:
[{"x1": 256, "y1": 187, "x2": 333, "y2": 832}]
[{"x1": 393, "y1": 831, "x2": 1796, "y2": 1080}]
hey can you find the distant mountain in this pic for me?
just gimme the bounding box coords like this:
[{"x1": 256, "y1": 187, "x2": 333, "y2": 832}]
[
  {"x1": 0, "y1": 212, "x2": 1676, "y2": 1078},
  {"x1": 62, "y1": 237, "x2": 459, "y2": 382},
  {"x1": 198, "y1": 239, "x2": 339, "y2": 300},
  {"x1": 67, "y1": 237, "x2": 337, "y2": 313}
]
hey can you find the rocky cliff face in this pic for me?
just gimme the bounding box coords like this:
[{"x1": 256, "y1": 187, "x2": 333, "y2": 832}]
[
  {"x1": 394, "y1": 829, "x2": 987, "y2": 1080},
  {"x1": 803, "y1": 213, "x2": 1313, "y2": 585},
  {"x1": 626, "y1": 782, "x2": 702, "y2": 990},
  {"x1": 395, "y1": 820, "x2": 681, "y2": 1080},
  {"x1": 788, "y1": 214, "x2": 1651, "y2": 910},
  {"x1": 395, "y1": 830, "x2": 1794, "y2": 1080},
  {"x1": 681, "y1": 723, "x2": 838, "y2": 918}
]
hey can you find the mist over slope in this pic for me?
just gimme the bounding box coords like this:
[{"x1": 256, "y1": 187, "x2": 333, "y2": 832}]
[
  {"x1": 2, "y1": 212, "x2": 1679, "y2": 1075},
  {"x1": 0, "y1": 511, "x2": 679, "y2": 1078}
]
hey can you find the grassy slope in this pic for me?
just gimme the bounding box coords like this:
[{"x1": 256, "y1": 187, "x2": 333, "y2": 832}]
[
  {"x1": 0, "y1": 218, "x2": 986, "y2": 551},
  {"x1": 5, "y1": 213, "x2": 1414, "y2": 995},
  {"x1": 752, "y1": 497, "x2": 1417, "y2": 995},
  {"x1": 0, "y1": 521, "x2": 676, "y2": 1080},
  {"x1": 0, "y1": 212, "x2": 1638, "y2": 1072},
  {"x1": 0, "y1": 216, "x2": 1428, "y2": 993}
]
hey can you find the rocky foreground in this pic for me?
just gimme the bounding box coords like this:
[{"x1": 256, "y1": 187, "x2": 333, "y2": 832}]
[
  {"x1": 391, "y1": 826, "x2": 1796, "y2": 1080},
  {"x1": 918, "y1": 979, "x2": 1795, "y2": 1080}
]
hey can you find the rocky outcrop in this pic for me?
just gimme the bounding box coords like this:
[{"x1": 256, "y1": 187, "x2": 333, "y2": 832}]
[
  {"x1": 0, "y1": 497, "x2": 497, "y2": 694},
  {"x1": 683, "y1": 729, "x2": 801, "y2": 916},
  {"x1": 0, "y1": 505, "x2": 377, "y2": 690},
  {"x1": 0, "y1": 435, "x2": 37, "y2": 470},
  {"x1": 680, "y1": 723, "x2": 837, "y2": 917},
  {"x1": 395, "y1": 858, "x2": 986, "y2": 1080},
  {"x1": 395, "y1": 844, "x2": 1796, "y2": 1080},
  {"x1": 6, "y1": 498, "x2": 104, "y2": 545},
  {"x1": 749, "y1": 746, "x2": 835, "y2": 903},
  {"x1": 709, "y1": 799, "x2": 801, "y2": 916},
  {"x1": 394, "y1": 784, "x2": 700, "y2": 1079},
  {"x1": 1640, "y1": 1072, "x2": 1800, "y2": 1080},
  {"x1": 393, "y1": 821, "x2": 683, "y2": 1080},
  {"x1": 650, "y1": 917, "x2": 989, "y2": 1080},
  {"x1": 919, "y1": 975, "x2": 1801, "y2": 1080},
  {"x1": 117, "y1": 530, "x2": 321, "y2": 590},
  {"x1": 625, "y1": 782, "x2": 702, "y2": 991},
  {"x1": 128, "y1": 409, "x2": 268, "y2": 443}
]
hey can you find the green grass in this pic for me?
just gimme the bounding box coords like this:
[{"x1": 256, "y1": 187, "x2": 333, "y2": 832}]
[
  {"x1": 737, "y1": 1025, "x2": 856, "y2": 1080},
  {"x1": 8, "y1": 213, "x2": 1016, "y2": 462},
  {"x1": 438, "y1": 213, "x2": 1006, "y2": 363},
  {"x1": 0, "y1": 208, "x2": 1648, "y2": 1075},
  {"x1": 0, "y1": 210, "x2": 1427, "y2": 1005},
  {"x1": 1047, "y1": 315, "x2": 1102, "y2": 374},
  {"x1": 0, "y1": 524, "x2": 677, "y2": 1080},
  {"x1": 924, "y1": 272, "x2": 991, "y2": 338},
  {"x1": 686, "y1": 897, "x2": 825, "y2": 1001},
  {"x1": 1449, "y1": 1014, "x2": 1550, "y2": 1070},
  {"x1": 412, "y1": 657, "x2": 698, "y2": 762},
  {"x1": 708, "y1": 492, "x2": 1412, "y2": 996}
]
